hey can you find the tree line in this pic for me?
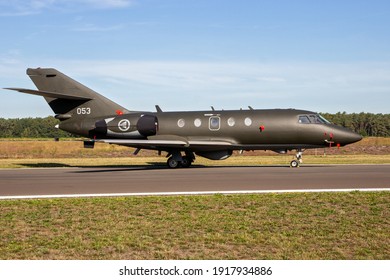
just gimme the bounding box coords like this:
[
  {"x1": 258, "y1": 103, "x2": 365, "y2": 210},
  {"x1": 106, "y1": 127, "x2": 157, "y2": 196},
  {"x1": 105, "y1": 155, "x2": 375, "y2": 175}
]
[
  {"x1": 0, "y1": 117, "x2": 73, "y2": 138},
  {"x1": 321, "y1": 112, "x2": 390, "y2": 137},
  {"x1": 0, "y1": 113, "x2": 389, "y2": 138}
]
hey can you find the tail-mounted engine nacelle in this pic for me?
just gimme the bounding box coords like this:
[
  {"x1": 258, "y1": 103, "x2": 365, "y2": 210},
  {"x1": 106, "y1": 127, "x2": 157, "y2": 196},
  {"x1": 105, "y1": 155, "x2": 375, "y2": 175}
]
[
  {"x1": 137, "y1": 114, "x2": 158, "y2": 137},
  {"x1": 91, "y1": 114, "x2": 158, "y2": 139}
]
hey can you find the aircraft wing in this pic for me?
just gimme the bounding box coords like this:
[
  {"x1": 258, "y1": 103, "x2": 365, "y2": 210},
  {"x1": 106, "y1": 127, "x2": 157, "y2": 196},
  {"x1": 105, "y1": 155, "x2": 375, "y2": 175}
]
[
  {"x1": 97, "y1": 138, "x2": 326, "y2": 153},
  {"x1": 97, "y1": 138, "x2": 234, "y2": 150}
]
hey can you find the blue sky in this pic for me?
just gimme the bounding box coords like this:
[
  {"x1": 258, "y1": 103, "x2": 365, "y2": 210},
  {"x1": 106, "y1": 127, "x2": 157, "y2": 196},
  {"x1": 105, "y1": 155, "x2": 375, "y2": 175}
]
[{"x1": 1, "y1": 0, "x2": 390, "y2": 118}]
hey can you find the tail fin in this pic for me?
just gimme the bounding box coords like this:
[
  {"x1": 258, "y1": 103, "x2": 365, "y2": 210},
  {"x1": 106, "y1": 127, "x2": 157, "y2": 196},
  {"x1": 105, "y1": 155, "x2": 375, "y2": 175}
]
[{"x1": 7, "y1": 68, "x2": 128, "y2": 119}]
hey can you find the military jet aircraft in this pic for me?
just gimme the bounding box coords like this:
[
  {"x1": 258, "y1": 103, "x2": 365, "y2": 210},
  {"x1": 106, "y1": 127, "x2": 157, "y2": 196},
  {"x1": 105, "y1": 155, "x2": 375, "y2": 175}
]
[{"x1": 5, "y1": 68, "x2": 362, "y2": 168}]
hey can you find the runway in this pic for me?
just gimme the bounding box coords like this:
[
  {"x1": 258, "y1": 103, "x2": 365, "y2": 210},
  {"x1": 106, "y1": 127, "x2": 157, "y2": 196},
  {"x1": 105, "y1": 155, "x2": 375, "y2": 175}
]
[{"x1": 0, "y1": 165, "x2": 389, "y2": 199}]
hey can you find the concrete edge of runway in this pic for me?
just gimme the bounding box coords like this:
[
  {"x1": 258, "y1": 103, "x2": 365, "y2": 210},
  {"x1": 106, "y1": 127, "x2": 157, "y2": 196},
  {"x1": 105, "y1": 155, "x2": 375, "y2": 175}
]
[{"x1": 1, "y1": 188, "x2": 389, "y2": 200}]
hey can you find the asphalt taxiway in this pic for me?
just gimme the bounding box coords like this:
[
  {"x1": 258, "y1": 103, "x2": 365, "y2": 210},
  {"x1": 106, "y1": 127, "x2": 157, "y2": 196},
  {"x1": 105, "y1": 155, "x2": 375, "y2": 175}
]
[{"x1": 0, "y1": 164, "x2": 389, "y2": 199}]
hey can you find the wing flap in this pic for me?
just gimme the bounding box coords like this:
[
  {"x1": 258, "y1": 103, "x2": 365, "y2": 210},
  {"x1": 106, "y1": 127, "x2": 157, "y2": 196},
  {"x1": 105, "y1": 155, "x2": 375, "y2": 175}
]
[
  {"x1": 97, "y1": 138, "x2": 234, "y2": 149},
  {"x1": 98, "y1": 139, "x2": 189, "y2": 148}
]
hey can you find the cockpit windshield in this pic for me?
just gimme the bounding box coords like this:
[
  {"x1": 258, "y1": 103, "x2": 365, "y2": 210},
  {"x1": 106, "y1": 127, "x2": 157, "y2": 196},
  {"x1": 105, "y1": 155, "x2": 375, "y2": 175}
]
[
  {"x1": 298, "y1": 114, "x2": 331, "y2": 124},
  {"x1": 317, "y1": 114, "x2": 331, "y2": 124}
]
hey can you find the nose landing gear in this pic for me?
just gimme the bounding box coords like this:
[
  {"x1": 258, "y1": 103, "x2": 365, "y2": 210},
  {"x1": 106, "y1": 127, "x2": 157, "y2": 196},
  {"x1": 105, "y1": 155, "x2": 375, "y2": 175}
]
[{"x1": 290, "y1": 149, "x2": 303, "y2": 168}]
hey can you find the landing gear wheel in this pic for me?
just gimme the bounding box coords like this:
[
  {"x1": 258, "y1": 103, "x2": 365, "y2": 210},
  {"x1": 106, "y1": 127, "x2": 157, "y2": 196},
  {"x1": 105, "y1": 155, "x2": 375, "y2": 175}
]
[
  {"x1": 290, "y1": 149, "x2": 304, "y2": 168},
  {"x1": 290, "y1": 160, "x2": 299, "y2": 168},
  {"x1": 180, "y1": 156, "x2": 192, "y2": 168},
  {"x1": 167, "y1": 157, "x2": 179, "y2": 169}
]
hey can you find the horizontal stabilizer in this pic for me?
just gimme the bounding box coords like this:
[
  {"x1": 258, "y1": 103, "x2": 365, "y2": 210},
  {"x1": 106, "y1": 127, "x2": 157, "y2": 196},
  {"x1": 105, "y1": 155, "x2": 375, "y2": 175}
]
[{"x1": 4, "y1": 88, "x2": 93, "y2": 101}]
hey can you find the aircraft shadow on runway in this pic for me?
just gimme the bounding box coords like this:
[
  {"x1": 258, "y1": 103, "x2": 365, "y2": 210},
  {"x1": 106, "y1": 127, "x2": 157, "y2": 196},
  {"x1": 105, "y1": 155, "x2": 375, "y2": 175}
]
[
  {"x1": 20, "y1": 161, "x2": 183, "y2": 172},
  {"x1": 20, "y1": 162, "x2": 329, "y2": 173},
  {"x1": 20, "y1": 163, "x2": 72, "y2": 168}
]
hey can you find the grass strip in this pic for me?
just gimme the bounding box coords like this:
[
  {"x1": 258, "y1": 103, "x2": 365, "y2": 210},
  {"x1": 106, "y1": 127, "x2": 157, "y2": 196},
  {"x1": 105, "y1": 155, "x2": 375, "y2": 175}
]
[{"x1": 1, "y1": 192, "x2": 389, "y2": 260}]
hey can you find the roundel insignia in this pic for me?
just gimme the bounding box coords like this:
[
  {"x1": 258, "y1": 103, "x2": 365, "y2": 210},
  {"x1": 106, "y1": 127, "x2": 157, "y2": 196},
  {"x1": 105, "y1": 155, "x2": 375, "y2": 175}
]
[{"x1": 118, "y1": 119, "x2": 131, "y2": 132}]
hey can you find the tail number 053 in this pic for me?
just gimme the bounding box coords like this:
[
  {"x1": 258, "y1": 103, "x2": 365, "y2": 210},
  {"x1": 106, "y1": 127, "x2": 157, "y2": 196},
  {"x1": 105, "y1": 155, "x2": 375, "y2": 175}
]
[{"x1": 76, "y1": 108, "x2": 91, "y2": 115}]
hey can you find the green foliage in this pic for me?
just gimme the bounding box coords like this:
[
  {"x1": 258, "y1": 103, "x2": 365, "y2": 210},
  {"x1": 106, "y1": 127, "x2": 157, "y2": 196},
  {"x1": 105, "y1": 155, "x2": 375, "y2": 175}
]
[
  {"x1": 0, "y1": 116, "x2": 74, "y2": 138},
  {"x1": 321, "y1": 112, "x2": 390, "y2": 137}
]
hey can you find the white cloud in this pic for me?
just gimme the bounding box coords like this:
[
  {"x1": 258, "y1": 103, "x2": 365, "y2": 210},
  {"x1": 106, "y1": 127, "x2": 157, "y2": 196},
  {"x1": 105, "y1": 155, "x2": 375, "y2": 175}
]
[
  {"x1": 53, "y1": 60, "x2": 390, "y2": 112},
  {"x1": 82, "y1": 0, "x2": 133, "y2": 9},
  {"x1": 1, "y1": 59, "x2": 390, "y2": 117},
  {"x1": 0, "y1": 0, "x2": 134, "y2": 16},
  {"x1": 0, "y1": 49, "x2": 23, "y2": 65}
]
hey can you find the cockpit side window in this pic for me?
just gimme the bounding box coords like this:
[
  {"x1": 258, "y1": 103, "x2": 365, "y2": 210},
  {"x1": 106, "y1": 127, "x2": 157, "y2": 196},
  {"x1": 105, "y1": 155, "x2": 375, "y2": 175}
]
[
  {"x1": 308, "y1": 115, "x2": 317, "y2": 123},
  {"x1": 298, "y1": 116, "x2": 311, "y2": 124}
]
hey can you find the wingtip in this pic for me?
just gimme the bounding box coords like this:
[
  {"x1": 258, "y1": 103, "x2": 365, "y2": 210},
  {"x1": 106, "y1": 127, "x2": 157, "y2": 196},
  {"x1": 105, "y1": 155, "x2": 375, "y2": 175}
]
[{"x1": 3, "y1": 87, "x2": 27, "y2": 92}]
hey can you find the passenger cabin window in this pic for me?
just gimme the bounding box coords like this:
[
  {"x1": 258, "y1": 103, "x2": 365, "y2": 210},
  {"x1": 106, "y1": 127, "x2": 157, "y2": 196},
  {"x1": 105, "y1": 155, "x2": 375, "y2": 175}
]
[
  {"x1": 209, "y1": 116, "x2": 220, "y2": 130},
  {"x1": 298, "y1": 116, "x2": 311, "y2": 124}
]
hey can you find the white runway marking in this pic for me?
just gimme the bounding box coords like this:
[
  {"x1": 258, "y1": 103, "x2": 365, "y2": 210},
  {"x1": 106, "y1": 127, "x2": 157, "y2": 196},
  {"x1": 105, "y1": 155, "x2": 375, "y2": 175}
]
[{"x1": 0, "y1": 188, "x2": 389, "y2": 200}]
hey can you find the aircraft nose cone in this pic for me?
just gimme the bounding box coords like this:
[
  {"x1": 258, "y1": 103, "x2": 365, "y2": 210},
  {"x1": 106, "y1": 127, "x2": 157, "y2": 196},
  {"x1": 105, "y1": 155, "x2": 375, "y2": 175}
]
[
  {"x1": 349, "y1": 132, "x2": 363, "y2": 143},
  {"x1": 335, "y1": 128, "x2": 363, "y2": 146}
]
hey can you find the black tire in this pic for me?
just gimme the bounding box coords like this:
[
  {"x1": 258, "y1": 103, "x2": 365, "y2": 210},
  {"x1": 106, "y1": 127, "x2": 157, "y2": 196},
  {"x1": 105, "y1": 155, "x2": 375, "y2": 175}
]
[
  {"x1": 180, "y1": 156, "x2": 192, "y2": 168},
  {"x1": 167, "y1": 157, "x2": 179, "y2": 168},
  {"x1": 290, "y1": 160, "x2": 299, "y2": 168}
]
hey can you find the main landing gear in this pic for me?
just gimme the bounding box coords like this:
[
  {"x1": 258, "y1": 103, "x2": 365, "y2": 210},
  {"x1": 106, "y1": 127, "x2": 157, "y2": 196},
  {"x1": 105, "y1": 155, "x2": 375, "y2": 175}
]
[
  {"x1": 290, "y1": 149, "x2": 303, "y2": 168},
  {"x1": 166, "y1": 151, "x2": 195, "y2": 169}
]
